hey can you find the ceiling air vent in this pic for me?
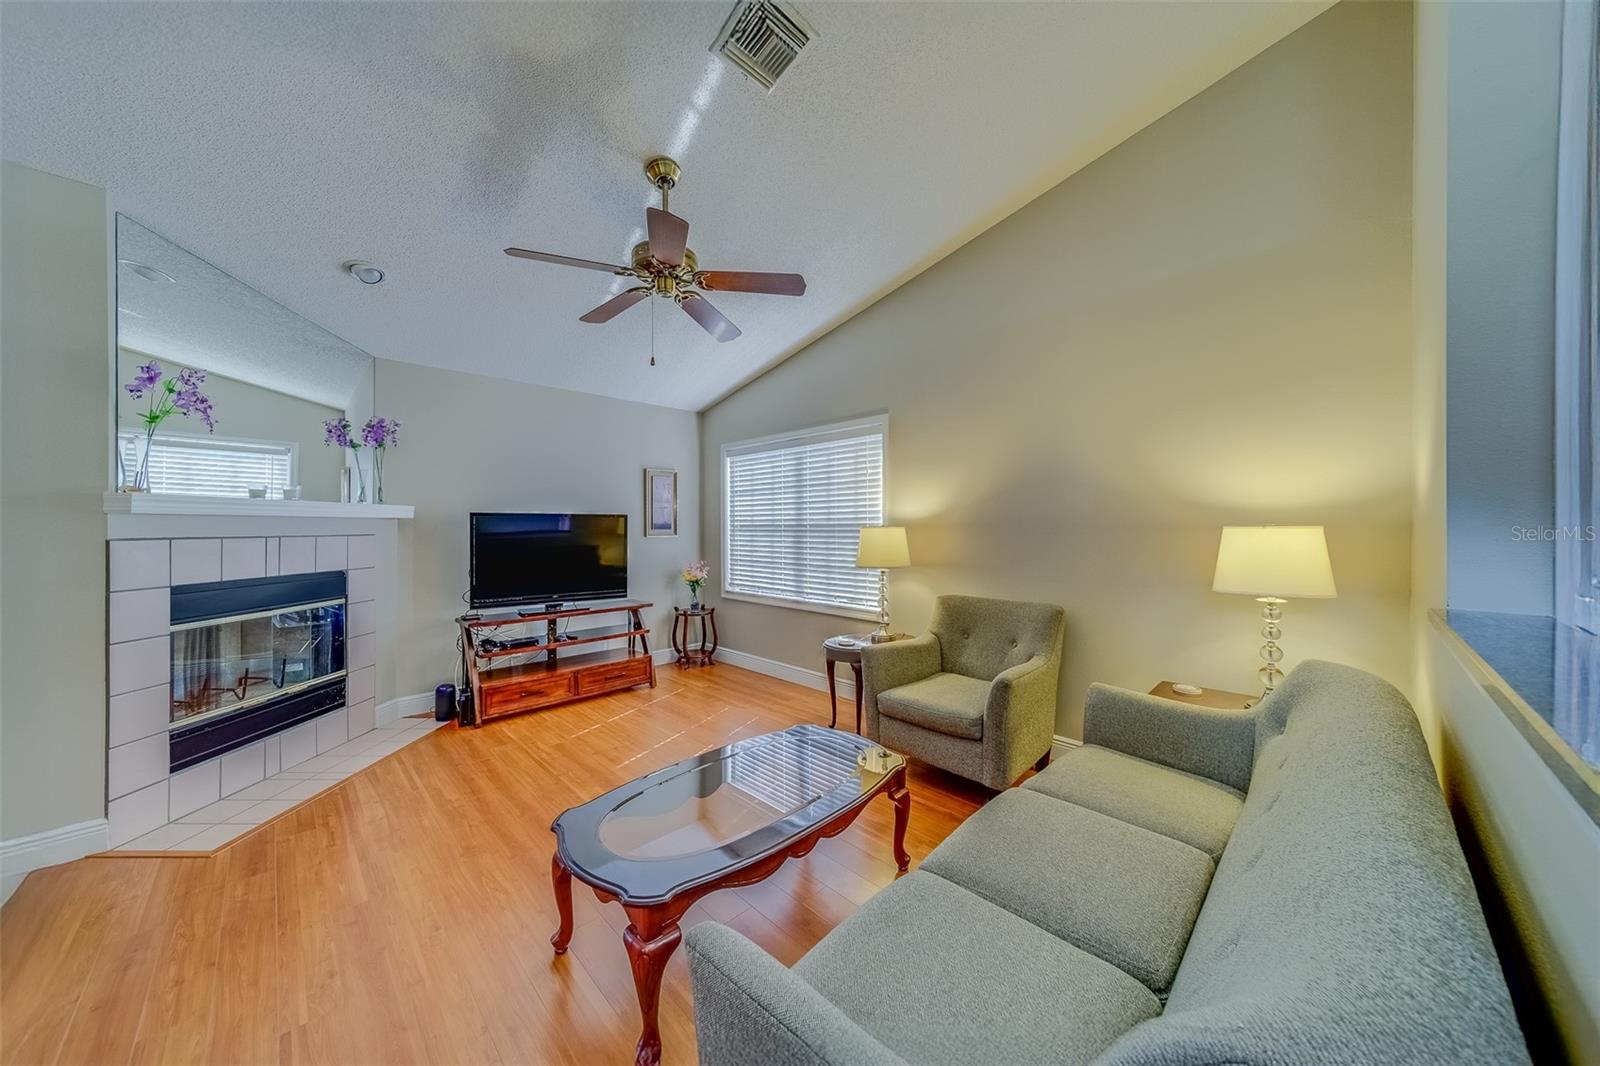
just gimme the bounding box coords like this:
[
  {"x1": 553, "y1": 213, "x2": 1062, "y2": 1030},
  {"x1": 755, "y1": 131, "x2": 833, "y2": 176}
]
[{"x1": 711, "y1": 0, "x2": 816, "y2": 91}]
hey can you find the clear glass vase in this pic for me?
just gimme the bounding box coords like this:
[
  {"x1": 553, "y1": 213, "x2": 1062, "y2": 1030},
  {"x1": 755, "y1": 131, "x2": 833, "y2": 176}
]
[{"x1": 120, "y1": 431, "x2": 154, "y2": 492}]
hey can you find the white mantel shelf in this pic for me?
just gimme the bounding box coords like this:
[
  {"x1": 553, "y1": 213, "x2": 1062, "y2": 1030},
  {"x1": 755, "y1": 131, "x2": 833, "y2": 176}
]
[{"x1": 103, "y1": 493, "x2": 414, "y2": 519}]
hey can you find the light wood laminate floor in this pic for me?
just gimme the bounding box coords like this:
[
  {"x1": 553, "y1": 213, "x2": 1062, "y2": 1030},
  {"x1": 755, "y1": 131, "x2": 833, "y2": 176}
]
[{"x1": 1, "y1": 664, "x2": 994, "y2": 1065}]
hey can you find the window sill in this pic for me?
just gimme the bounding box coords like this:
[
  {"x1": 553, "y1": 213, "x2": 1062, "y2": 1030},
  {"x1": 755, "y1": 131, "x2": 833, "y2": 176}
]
[
  {"x1": 720, "y1": 589, "x2": 881, "y2": 624},
  {"x1": 1429, "y1": 608, "x2": 1599, "y2": 823}
]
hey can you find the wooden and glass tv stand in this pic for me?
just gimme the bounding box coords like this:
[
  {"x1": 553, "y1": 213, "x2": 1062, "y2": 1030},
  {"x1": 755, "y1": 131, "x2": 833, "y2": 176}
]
[{"x1": 456, "y1": 600, "x2": 654, "y2": 725}]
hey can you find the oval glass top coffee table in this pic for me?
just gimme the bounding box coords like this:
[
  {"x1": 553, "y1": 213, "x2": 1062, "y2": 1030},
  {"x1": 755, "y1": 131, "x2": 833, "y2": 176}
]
[{"x1": 549, "y1": 724, "x2": 910, "y2": 1066}]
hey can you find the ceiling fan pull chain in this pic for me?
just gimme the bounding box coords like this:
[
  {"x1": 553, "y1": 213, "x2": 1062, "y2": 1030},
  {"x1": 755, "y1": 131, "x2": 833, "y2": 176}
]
[{"x1": 650, "y1": 297, "x2": 656, "y2": 367}]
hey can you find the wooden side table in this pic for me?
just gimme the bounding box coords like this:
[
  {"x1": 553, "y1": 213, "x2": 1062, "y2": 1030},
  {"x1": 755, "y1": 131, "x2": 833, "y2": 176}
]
[
  {"x1": 1148, "y1": 680, "x2": 1255, "y2": 710},
  {"x1": 822, "y1": 634, "x2": 875, "y2": 733},
  {"x1": 671, "y1": 607, "x2": 718, "y2": 666}
]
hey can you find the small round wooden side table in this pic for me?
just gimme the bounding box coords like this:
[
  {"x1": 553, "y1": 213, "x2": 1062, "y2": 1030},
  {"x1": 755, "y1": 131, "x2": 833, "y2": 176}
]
[
  {"x1": 671, "y1": 607, "x2": 718, "y2": 667},
  {"x1": 822, "y1": 634, "x2": 874, "y2": 734}
]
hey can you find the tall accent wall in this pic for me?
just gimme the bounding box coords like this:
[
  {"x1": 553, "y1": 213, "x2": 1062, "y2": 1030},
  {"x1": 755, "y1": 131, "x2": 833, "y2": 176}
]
[
  {"x1": 700, "y1": 1, "x2": 1414, "y2": 737},
  {"x1": 0, "y1": 162, "x2": 110, "y2": 840},
  {"x1": 374, "y1": 359, "x2": 700, "y2": 703}
]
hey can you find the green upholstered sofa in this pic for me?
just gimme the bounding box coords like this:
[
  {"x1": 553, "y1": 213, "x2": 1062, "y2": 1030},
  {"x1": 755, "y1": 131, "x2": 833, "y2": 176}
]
[
  {"x1": 858, "y1": 594, "x2": 1065, "y2": 789},
  {"x1": 685, "y1": 661, "x2": 1528, "y2": 1065}
]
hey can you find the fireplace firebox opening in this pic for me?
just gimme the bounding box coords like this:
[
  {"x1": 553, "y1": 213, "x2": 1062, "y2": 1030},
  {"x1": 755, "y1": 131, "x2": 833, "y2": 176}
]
[{"x1": 168, "y1": 571, "x2": 347, "y2": 772}]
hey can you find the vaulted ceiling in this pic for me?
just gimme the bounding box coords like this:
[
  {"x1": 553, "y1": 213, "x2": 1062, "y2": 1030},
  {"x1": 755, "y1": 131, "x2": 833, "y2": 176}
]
[{"x1": 1, "y1": 1, "x2": 1329, "y2": 410}]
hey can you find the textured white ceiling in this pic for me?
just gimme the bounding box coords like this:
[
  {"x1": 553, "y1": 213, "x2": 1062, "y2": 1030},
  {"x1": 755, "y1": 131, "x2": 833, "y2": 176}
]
[
  {"x1": 1, "y1": 1, "x2": 1329, "y2": 411},
  {"x1": 117, "y1": 216, "x2": 373, "y2": 412}
]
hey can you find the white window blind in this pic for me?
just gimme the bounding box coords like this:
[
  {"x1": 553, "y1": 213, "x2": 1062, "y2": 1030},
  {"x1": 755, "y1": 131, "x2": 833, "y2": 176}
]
[
  {"x1": 724, "y1": 418, "x2": 885, "y2": 615},
  {"x1": 119, "y1": 431, "x2": 295, "y2": 498}
]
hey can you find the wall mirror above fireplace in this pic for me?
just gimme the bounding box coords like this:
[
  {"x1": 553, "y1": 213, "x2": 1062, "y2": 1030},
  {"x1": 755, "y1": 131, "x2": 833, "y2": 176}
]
[{"x1": 114, "y1": 214, "x2": 375, "y2": 502}]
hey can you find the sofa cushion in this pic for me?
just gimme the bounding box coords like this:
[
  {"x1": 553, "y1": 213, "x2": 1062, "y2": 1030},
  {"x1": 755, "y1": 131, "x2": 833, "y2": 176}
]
[
  {"x1": 878, "y1": 672, "x2": 988, "y2": 740},
  {"x1": 920, "y1": 789, "x2": 1213, "y2": 993},
  {"x1": 1097, "y1": 661, "x2": 1530, "y2": 1066},
  {"x1": 1023, "y1": 745, "x2": 1244, "y2": 859},
  {"x1": 795, "y1": 871, "x2": 1158, "y2": 1066}
]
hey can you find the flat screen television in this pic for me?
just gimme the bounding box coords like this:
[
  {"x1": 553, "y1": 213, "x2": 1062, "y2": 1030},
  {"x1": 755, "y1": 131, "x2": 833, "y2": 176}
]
[{"x1": 469, "y1": 512, "x2": 628, "y2": 608}]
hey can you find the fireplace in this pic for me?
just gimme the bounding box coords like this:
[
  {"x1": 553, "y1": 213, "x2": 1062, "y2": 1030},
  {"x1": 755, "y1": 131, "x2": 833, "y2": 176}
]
[{"x1": 169, "y1": 572, "x2": 347, "y2": 772}]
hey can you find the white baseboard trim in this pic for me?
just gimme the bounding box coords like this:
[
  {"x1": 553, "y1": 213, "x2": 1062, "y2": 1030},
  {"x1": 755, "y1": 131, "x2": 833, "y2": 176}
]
[
  {"x1": 1, "y1": 818, "x2": 109, "y2": 905},
  {"x1": 1051, "y1": 734, "x2": 1083, "y2": 761},
  {"x1": 713, "y1": 646, "x2": 854, "y2": 695},
  {"x1": 377, "y1": 691, "x2": 436, "y2": 726}
]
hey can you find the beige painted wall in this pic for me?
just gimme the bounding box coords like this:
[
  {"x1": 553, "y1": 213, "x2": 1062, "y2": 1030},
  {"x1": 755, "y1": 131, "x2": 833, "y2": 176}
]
[
  {"x1": 700, "y1": 1, "x2": 1414, "y2": 738},
  {"x1": 0, "y1": 163, "x2": 110, "y2": 839},
  {"x1": 1412, "y1": 3, "x2": 1596, "y2": 1059},
  {"x1": 374, "y1": 359, "x2": 699, "y2": 702},
  {"x1": 116, "y1": 348, "x2": 345, "y2": 500}
]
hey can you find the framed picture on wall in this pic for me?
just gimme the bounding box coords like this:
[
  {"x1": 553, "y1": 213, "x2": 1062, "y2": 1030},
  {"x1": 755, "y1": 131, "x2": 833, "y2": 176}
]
[{"x1": 645, "y1": 468, "x2": 678, "y2": 538}]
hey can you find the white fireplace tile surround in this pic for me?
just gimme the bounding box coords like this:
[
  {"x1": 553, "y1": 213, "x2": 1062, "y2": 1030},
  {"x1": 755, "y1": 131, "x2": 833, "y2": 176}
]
[
  {"x1": 221, "y1": 537, "x2": 267, "y2": 581},
  {"x1": 104, "y1": 530, "x2": 405, "y2": 849},
  {"x1": 108, "y1": 684, "x2": 168, "y2": 747},
  {"x1": 170, "y1": 537, "x2": 223, "y2": 585},
  {"x1": 279, "y1": 536, "x2": 316, "y2": 574},
  {"x1": 349, "y1": 600, "x2": 377, "y2": 638},
  {"x1": 108, "y1": 587, "x2": 169, "y2": 643},
  {"x1": 109, "y1": 538, "x2": 171, "y2": 590},
  {"x1": 219, "y1": 741, "x2": 265, "y2": 795},
  {"x1": 169, "y1": 759, "x2": 221, "y2": 821},
  {"x1": 109, "y1": 635, "x2": 170, "y2": 696},
  {"x1": 315, "y1": 535, "x2": 348, "y2": 572}
]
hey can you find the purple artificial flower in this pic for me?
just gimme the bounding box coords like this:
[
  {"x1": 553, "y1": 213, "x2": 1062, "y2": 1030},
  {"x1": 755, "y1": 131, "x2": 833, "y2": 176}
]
[
  {"x1": 360, "y1": 416, "x2": 400, "y2": 448},
  {"x1": 124, "y1": 361, "x2": 162, "y2": 398},
  {"x1": 323, "y1": 417, "x2": 357, "y2": 449},
  {"x1": 169, "y1": 367, "x2": 215, "y2": 432}
]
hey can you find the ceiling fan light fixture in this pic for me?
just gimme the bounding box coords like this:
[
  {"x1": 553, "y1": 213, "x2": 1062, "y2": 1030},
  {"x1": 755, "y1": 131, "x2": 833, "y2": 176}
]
[
  {"x1": 502, "y1": 155, "x2": 806, "y2": 345},
  {"x1": 343, "y1": 260, "x2": 385, "y2": 285}
]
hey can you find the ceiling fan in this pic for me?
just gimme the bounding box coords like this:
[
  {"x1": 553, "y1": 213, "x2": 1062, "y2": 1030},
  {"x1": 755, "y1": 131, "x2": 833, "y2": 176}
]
[{"x1": 504, "y1": 157, "x2": 805, "y2": 343}]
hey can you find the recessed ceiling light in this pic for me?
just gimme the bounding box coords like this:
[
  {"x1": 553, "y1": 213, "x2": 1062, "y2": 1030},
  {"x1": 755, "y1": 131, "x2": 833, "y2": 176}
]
[
  {"x1": 117, "y1": 259, "x2": 175, "y2": 284},
  {"x1": 343, "y1": 260, "x2": 385, "y2": 285}
]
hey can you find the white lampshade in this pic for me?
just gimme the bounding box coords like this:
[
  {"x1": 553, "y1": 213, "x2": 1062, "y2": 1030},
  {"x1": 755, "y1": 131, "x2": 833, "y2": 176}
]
[
  {"x1": 856, "y1": 526, "x2": 910, "y2": 569},
  {"x1": 1212, "y1": 526, "x2": 1337, "y2": 599}
]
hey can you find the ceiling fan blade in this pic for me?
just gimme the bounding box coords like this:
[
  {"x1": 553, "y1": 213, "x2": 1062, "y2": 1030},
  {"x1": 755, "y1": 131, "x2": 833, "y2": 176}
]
[
  {"x1": 504, "y1": 247, "x2": 629, "y2": 274},
  {"x1": 696, "y1": 271, "x2": 807, "y2": 296},
  {"x1": 646, "y1": 208, "x2": 689, "y2": 267},
  {"x1": 679, "y1": 294, "x2": 742, "y2": 342},
  {"x1": 579, "y1": 286, "x2": 651, "y2": 324}
]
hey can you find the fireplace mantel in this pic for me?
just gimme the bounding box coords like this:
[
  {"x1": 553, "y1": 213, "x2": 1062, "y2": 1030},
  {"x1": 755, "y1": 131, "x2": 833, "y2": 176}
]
[{"x1": 103, "y1": 493, "x2": 413, "y2": 520}]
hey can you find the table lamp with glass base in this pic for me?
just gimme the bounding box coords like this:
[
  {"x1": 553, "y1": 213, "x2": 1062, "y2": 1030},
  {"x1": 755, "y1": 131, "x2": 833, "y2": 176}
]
[
  {"x1": 1212, "y1": 525, "x2": 1337, "y2": 705},
  {"x1": 856, "y1": 525, "x2": 911, "y2": 643}
]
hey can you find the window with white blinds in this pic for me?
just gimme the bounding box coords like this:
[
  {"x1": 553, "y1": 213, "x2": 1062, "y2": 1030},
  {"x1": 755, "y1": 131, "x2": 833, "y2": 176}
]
[
  {"x1": 118, "y1": 431, "x2": 296, "y2": 498},
  {"x1": 723, "y1": 417, "x2": 885, "y2": 616}
]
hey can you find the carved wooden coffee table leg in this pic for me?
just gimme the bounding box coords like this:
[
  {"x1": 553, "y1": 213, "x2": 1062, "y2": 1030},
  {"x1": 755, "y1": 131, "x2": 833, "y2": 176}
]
[
  {"x1": 550, "y1": 852, "x2": 574, "y2": 954},
  {"x1": 888, "y1": 767, "x2": 911, "y2": 873},
  {"x1": 621, "y1": 906, "x2": 683, "y2": 1066}
]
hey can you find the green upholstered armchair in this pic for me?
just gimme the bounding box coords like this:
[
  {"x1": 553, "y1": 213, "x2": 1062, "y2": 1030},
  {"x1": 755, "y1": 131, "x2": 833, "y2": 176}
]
[{"x1": 860, "y1": 595, "x2": 1064, "y2": 789}]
